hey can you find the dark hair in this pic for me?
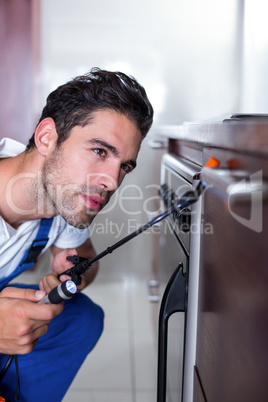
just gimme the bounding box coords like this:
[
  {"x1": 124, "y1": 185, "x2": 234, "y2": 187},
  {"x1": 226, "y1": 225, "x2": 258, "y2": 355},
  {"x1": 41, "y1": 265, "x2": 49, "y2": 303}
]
[{"x1": 26, "y1": 67, "x2": 153, "y2": 150}]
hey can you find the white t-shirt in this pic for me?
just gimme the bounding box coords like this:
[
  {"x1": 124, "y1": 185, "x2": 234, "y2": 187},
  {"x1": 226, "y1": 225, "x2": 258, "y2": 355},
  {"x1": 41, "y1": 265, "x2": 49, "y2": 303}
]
[{"x1": 0, "y1": 138, "x2": 90, "y2": 280}]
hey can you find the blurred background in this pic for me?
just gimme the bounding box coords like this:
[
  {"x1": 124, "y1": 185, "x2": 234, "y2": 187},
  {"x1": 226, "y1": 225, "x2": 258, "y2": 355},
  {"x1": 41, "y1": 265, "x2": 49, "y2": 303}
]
[{"x1": 1, "y1": 1, "x2": 268, "y2": 401}]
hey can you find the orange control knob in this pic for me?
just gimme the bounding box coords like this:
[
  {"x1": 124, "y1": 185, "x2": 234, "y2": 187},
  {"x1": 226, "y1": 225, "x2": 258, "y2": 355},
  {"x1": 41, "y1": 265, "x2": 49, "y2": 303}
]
[{"x1": 205, "y1": 157, "x2": 220, "y2": 168}]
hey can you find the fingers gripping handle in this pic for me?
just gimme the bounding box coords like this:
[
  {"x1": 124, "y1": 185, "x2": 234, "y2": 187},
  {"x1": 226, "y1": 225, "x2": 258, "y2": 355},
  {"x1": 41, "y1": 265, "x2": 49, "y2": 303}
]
[{"x1": 38, "y1": 280, "x2": 77, "y2": 304}]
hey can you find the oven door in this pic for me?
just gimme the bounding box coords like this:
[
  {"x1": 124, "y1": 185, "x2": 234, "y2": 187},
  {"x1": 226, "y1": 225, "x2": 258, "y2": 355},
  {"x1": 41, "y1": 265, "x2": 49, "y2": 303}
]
[
  {"x1": 157, "y1": 153, "x2": 200, "y2": 402},
  {"x1": 157, "y1": 217, "x2": 188, "y2": 402}
]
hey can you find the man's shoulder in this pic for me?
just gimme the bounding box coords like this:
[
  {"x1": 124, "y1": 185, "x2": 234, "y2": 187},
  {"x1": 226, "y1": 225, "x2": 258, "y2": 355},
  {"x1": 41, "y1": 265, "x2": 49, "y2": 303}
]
[{"x1": 0, "y1": 138, "x2": 26, "y2": 158}]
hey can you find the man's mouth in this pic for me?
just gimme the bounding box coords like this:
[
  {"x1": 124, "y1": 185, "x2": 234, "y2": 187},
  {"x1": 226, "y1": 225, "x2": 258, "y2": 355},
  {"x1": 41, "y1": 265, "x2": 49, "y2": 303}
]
[{"x1": 81, "y1": 194, "x2": 106, "y2": 211}]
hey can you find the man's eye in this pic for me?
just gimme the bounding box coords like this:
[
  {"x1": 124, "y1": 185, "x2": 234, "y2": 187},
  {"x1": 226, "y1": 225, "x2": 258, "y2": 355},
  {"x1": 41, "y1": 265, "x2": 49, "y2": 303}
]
[
  {"x1": 121, "y1": 164, "x2": 132, "y2": 174},
  {"x1": 93, "y1": 148, "x2": 106, "y2": 157}
]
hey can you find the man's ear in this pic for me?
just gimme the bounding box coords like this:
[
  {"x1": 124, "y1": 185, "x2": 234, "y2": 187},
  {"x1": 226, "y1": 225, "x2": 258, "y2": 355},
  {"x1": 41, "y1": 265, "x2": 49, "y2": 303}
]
[{"x1": 34, "y1": 117, "x2": 58, "y2": 157}]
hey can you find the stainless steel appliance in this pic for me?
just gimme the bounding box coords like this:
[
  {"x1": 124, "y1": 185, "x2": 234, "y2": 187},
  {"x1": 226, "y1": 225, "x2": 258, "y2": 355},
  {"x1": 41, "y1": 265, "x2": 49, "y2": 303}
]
[{"x1": 157, "y1": 153, "x2": 200, "y2": 402}]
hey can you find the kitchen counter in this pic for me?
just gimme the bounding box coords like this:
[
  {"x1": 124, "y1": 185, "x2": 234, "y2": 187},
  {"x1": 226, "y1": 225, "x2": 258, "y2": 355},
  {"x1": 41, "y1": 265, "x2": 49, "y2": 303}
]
[{"x1": 151, "y1": 120, "x2": 268, "y2": 156}]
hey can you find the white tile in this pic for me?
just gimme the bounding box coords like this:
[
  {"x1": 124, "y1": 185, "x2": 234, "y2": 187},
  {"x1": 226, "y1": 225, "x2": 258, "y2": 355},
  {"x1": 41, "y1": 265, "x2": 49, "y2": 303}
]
[
  {"x1": 130, "y1": 279, "x2": 160, "y2": 332},
  {"x1": 133, "y1": 330, "x2": 158, "y2": 390},
  {"x1": 83, "y1": 279, "x2": 131, "y2": 330},
  {"x1": 69, "y1": 329, "x2": 132, "y2": 390},
  {"x1": 63, "y1": 389, "x2": 133, "y2": 402},
  {"x1": 135, "y1": 391, "x2": 157, "y2": 402}
]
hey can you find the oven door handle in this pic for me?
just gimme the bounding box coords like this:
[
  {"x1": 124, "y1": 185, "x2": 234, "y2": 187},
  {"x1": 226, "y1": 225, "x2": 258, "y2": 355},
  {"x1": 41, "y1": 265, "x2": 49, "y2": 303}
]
[{"x1": 157, "y1": 262, "x2": 186, "y2": 402}]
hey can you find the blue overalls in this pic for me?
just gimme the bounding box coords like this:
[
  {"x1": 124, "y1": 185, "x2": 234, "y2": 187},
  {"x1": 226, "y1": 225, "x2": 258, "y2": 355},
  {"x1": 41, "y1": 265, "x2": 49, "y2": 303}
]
[{"x1": 0, "y1": 219, "x2": 104, "y2": 401}]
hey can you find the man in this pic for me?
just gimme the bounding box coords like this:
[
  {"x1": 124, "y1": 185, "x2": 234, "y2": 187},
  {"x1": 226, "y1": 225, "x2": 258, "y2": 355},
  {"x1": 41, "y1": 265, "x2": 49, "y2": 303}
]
[{"x1": 0, "y1": 68, "x2": 153, "y2": 401}]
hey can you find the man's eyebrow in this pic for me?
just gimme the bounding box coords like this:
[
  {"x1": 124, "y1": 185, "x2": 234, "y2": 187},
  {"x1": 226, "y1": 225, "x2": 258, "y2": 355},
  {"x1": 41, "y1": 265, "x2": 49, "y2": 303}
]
[
  {"x1": 88, "y1": 139, "x2": 119, "y2": 156},
  {"x1": 87, "y1": 138, "x2": 137, "y2": 169}
]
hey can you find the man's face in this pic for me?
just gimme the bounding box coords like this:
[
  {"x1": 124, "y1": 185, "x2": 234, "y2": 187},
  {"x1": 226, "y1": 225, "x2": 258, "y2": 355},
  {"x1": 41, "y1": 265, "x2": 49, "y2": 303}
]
[{"x1": 41, "y1": 109, "x2": 142, "y2": 228}]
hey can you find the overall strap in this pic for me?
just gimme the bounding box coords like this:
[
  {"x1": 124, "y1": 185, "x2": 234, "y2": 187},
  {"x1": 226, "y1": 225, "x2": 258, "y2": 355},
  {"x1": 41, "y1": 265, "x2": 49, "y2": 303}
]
[
  {"x1": 19, "y1": 217, "x2": 53, "y2": 266},
  {"x1": 0, "y1": 218, "x2": 54, "y2": 291}
]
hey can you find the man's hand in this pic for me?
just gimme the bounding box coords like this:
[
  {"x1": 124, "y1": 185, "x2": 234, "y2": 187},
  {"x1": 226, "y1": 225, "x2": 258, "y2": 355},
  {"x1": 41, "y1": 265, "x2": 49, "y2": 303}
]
[
  {"x1": 39, "y1": 248, "x2": 84, "y2": 294},
  {"x1": 47, "y1": 239, "x2": 99, "y2": 292},
  {"x1": 0, "y1": 287, "x2": 63, "y2": 355}
]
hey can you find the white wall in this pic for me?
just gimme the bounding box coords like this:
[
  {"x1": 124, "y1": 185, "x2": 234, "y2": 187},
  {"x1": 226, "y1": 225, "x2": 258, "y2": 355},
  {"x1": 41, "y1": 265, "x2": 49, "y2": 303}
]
[
  {"x1": 40, "y1": 0, "x2": 242, "y2": 125},
  {"x1": 240, "y1": 0, "x2": 268, "y2": 113}
]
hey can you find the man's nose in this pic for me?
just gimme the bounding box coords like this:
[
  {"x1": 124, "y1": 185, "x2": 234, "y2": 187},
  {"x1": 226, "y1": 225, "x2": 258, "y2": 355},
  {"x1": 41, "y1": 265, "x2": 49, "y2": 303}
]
[{"x1": 96, "y1": 166, "x2": 120, "y2": 191}]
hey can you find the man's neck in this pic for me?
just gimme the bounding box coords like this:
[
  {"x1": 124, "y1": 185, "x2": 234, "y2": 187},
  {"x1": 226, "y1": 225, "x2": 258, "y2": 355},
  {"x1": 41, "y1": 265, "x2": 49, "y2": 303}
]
[{"x1": 0, "y1": 150, "x2": 55, "y2": 229}]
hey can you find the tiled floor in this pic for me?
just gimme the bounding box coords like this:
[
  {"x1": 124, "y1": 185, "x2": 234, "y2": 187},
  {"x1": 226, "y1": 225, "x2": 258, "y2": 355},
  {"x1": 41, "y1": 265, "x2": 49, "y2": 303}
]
[{"x1": 63, "y1": 271, "x2": 159, "y2": 402}]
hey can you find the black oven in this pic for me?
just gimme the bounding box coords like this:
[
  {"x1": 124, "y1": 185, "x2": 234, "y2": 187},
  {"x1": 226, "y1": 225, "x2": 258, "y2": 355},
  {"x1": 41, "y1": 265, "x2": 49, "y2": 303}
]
[{"x1": 157, "y1": 153, "x2": 200, "y2": 402}]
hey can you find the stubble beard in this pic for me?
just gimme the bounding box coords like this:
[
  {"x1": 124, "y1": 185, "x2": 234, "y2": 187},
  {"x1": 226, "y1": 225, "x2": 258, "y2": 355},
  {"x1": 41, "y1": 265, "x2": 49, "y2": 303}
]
[{"x1": 41, "y1": 146, "x2": 108, "y2": 229}]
